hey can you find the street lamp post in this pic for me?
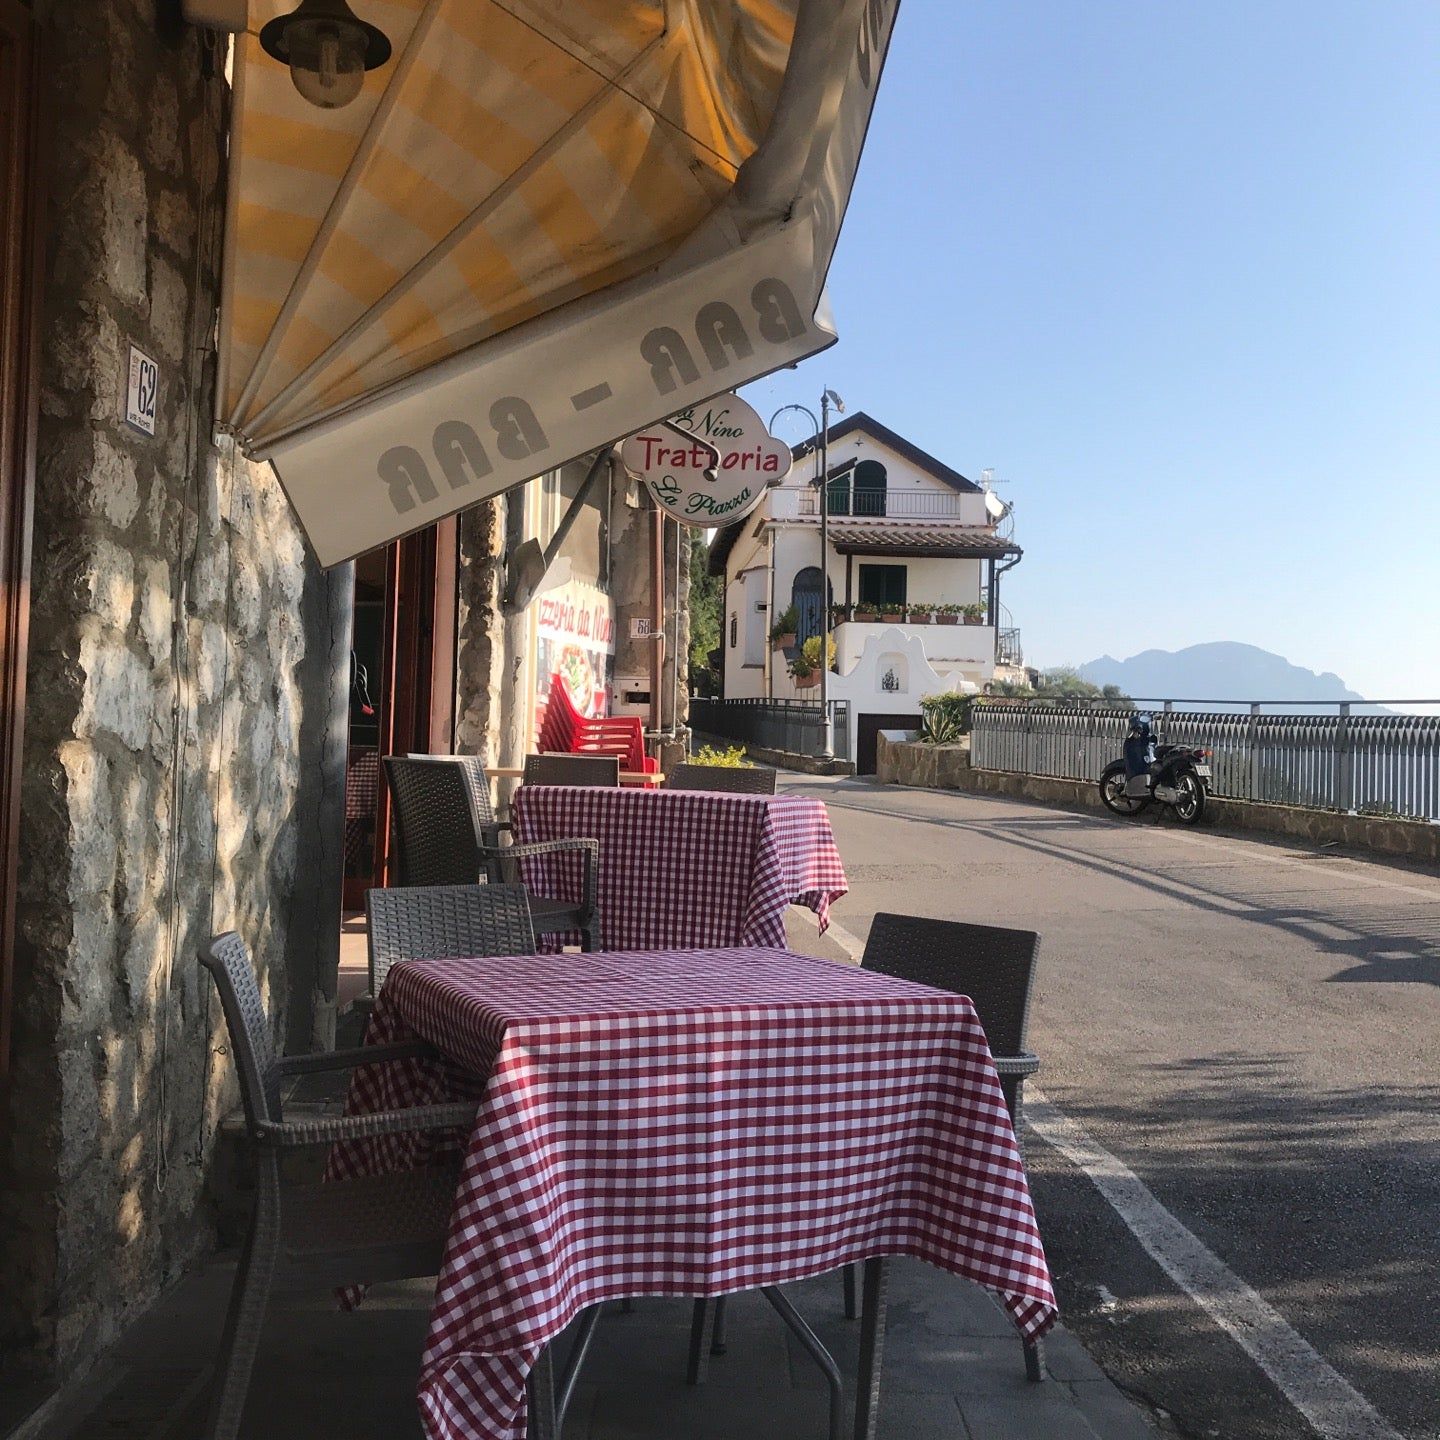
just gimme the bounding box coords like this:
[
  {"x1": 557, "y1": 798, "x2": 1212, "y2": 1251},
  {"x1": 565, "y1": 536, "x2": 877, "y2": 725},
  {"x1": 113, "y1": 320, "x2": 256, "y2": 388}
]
[{"x1": 771, "y1": 389, "x2": 844, "y2": 760}]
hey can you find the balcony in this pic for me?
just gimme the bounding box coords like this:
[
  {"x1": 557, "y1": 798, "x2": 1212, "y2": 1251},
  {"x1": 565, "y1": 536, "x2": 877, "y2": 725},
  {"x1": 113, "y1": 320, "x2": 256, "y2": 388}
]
[
  {"x1": 769, "y1": 485, "x2": 987, "y2": 523},
  {"x1": 832, "y1": 613, "x2": 998, "y2": 673}
]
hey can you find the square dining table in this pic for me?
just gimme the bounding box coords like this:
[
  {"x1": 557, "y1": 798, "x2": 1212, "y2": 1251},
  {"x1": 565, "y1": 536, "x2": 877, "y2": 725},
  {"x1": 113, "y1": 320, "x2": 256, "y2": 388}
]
[
  {"x1": 509, "y1": 784, "x2": 848, "y2": 950},
  {"x1": 330, "y1": 944, "x2": 1057, "y2": 1440}
]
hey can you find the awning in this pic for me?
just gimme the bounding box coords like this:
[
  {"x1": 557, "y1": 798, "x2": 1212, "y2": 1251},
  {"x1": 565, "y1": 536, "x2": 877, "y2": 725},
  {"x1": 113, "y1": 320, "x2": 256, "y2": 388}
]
[{"x1": 219, "y1": 0, "x2": 900, "y2": 565}]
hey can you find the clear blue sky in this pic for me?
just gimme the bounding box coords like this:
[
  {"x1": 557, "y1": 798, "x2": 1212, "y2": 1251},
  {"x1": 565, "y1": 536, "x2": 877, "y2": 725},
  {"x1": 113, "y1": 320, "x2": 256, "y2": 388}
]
[{"x1": 744, "y1": 2, "x2": 1439, "y2": 700}]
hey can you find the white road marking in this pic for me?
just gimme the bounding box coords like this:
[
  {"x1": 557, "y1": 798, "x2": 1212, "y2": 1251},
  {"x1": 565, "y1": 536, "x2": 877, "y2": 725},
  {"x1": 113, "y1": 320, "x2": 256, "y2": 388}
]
[{"x1": 1026, "y1": 1093, "x2": 1404, "y2": 1440}]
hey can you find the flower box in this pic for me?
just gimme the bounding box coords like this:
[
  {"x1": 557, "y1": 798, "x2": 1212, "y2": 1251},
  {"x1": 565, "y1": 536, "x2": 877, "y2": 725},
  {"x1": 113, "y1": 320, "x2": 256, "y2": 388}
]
[
  {"x1": 793, "y1": 670, "x2": 820, "y2": 689},
  {"x1": 770, "y1": 633, "x2": 796, "y2": 651},
  {"x1": 935, "y1": 613, "x2": 959, "y2": 626},
  {"x1": 880, "y1": 611, "x2": 904, "y2": 624}
]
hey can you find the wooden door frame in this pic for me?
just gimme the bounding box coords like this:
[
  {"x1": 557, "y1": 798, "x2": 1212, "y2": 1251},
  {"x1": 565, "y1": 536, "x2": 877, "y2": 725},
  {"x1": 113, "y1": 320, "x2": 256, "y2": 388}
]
[{"x1": 0, "y1": 0, "x2": 43, "y2": 1083}]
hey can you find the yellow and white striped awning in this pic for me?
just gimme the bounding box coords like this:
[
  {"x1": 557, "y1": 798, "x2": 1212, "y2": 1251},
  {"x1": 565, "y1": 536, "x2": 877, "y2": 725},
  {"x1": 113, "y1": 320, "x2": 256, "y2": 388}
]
[{"x1": 220, "y1": 0, "x2": 899, "y2": 565}]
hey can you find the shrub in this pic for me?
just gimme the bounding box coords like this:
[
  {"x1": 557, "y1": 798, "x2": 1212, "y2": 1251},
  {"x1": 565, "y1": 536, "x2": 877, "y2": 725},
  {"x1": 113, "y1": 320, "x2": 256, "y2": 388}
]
[
  {"x1": 691, "y1": 743, "x2": 751, "y2": 768},
  {"x1": 769, "y1": 605, "x2": 799, "y2": 642},
  {"x1": 919, "y1": 691, "x2": 973, "y2": 744}
]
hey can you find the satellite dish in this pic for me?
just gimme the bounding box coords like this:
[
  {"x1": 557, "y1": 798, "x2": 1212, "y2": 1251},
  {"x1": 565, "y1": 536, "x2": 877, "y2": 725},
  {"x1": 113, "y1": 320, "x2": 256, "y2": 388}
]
[{"x1": 985, "y1": 490, "x2": 1009, "y2": 521}]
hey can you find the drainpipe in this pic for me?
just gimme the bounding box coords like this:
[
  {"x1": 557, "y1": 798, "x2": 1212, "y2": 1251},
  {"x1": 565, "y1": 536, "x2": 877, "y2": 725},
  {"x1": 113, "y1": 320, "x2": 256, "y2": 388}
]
[
  {"x1": 650, "y1": 497, "x2": 665, "y2": 744},
  {"x1": 991, "y1": 551, "x2": 1023, "y2": 661}
]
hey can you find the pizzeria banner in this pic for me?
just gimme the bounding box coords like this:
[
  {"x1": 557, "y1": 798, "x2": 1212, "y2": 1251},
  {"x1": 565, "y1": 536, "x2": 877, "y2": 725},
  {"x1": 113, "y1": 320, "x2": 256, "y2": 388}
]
[{"x1": 535, "y1": 578, "x2": 616, "y2": 724}]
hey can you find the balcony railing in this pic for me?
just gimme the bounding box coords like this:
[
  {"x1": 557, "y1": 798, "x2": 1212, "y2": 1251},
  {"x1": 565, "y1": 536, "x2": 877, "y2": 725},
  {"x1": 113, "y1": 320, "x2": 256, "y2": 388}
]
[{"x1": 771, "y1": 487, "x2": 978, "y2": 520}]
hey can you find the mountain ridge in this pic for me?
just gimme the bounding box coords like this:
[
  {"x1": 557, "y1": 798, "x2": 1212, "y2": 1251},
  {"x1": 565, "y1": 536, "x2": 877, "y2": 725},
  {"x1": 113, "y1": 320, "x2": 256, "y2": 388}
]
[{"x1": 1076, "y1": 642, "x2": 1371, "y2": 707}]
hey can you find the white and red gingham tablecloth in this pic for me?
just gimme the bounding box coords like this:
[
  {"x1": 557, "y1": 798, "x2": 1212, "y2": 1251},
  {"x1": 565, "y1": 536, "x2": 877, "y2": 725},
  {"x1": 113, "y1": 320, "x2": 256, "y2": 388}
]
[
  {"x1": 330, "y1": 946, "x2": 1057, "y2": 1440},
  {"x1": 509, "y1": 786, "x2": 847, "y2": 949}
]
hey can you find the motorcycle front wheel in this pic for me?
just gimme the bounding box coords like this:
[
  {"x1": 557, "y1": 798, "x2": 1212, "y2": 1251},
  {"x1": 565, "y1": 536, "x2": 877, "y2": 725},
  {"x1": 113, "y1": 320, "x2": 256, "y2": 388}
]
[
  {"x1": 1173, "y1": 771, "x2": 1206, "y2": 825},
  {"x1": 1100, "y1": 762, "x2": 1149, "y2": 815}
]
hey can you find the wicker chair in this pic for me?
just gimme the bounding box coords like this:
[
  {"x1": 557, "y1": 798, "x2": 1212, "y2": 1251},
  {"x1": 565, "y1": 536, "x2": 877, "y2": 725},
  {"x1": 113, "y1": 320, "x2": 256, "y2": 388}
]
[
  {"x1": 667, "y1": 762, "x2": 777, "y2": 794},
  {"x1": 522, "y1": 752, "x2": 620, "y2": 787},
  {"x1": 856, "y1": 913, "x2": 1044, "y2": 1380},
  {"x1": 383, "y1": 756, "x2": 599, "y2": 953},
  {"x1": 198, "y1": 933, "x2": 480, "y2": 1440},
  {"x1": 366, "y1": 884, "x2": 536, "y2": 999},
  {"x1": 692, "y1": 914, "x2": 1046, "y2": 1389}
]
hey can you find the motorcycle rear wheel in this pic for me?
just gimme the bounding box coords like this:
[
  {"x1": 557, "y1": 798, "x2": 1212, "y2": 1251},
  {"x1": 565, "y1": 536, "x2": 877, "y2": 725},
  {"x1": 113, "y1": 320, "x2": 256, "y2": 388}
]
[
  {"x1": 1100, "y1": 762, "x2": 1149, "y2": 815},
  {"x1": 1173, "y1": 771, "x2": 1206, "y2": 824}
]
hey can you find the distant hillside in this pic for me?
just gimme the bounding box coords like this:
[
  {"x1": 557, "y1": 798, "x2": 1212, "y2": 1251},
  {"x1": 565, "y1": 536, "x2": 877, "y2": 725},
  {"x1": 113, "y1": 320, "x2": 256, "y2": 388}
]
[{"x1": 1077, "y1": 643, "x2": 1372, "y2": 709}]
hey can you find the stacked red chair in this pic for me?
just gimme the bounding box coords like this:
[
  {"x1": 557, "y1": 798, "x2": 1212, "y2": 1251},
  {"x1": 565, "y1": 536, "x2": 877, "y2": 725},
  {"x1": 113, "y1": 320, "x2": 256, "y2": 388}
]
[{"x1": 537, "y1": 675, "x2": 659, "y2": 775}]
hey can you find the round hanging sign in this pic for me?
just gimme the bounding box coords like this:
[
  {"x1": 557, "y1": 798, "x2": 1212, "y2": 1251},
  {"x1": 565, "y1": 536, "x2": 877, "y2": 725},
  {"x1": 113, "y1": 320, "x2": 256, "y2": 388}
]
[{"x1": 620, "y1": 394, "x2": 793, "y2": 527}]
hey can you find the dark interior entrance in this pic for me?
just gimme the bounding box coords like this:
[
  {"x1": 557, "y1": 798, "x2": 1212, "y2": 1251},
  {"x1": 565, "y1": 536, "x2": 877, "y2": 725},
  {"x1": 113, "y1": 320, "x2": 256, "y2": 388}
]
[
  {"x1": 856, "y1": 712, "x2": 922, "y2": 776},
  {"x1": 0, "y1": 0, "x2": 40, "y2": 1081},
  {"x1": 342, "y1": 529, "x2": 445, "y2": 909}
]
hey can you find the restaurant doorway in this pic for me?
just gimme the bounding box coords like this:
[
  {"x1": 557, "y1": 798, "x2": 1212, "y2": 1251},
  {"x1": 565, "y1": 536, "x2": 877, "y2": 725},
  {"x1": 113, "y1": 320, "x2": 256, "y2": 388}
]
[
  {"x1": 0, "y1": 0, "x2": 40, "y2": 1082},
  {"x1": 341, "y1": 522, "x2": 458, "y2": 910}
]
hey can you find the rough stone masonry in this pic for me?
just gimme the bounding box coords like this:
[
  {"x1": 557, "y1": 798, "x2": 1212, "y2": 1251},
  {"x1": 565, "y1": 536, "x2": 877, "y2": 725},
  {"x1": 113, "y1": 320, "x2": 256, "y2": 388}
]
[{"x1": 0, "y1": 3, "x2": 347, "y2": 1388}]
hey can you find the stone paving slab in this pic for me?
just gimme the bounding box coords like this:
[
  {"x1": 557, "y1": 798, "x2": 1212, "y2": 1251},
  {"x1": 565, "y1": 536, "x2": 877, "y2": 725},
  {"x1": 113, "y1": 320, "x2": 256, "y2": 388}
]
[{"x1": 27, "y1": 1257, "x2": 1160, "y2": 1440}]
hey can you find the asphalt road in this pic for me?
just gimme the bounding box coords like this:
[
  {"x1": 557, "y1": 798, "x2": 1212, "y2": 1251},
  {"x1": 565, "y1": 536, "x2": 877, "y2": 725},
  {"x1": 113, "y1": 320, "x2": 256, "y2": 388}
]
[{"x1": 782, "y1": 774, "x2": 1440, "y2": 1440}]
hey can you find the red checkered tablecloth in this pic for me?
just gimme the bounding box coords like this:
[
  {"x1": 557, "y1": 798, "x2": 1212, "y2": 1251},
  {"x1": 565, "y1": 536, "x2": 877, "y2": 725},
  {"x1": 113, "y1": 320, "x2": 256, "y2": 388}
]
[
  {"x1": 330, "y1": 946, "x2": 1057, "y2": 1440},
  {"x1": 509, "y1": 786, "x2": 848, "y2": 950}
]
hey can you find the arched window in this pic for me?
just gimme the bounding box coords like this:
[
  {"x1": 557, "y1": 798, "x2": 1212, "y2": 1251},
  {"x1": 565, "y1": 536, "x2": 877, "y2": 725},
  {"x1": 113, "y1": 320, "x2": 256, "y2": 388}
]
[
  {"x1": 791, "y1": 566, "x2": 833, "y2": 644},
  {"x1": 852, "y1": 460, "x2": 887, "y2": 517}
]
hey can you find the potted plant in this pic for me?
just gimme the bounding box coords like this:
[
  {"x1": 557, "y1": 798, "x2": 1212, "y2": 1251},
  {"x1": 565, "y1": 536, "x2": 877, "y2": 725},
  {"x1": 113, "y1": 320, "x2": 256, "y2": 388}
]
[
  {"x1": 879, "y1": 602, "x2": 905, "y2": 623},
  {"x1": 962, "y1": 602, "x2": 987, "y2": 626},
  {"x1": 907, "y1": 601, "x2": 933, "y2": 625},
  {"x1": 789, "y1": 634, "x2": 835, "y2": 688},
  {"x1": 853, "y1": 603, "x2": 879, "y2": 623},
  {"x1": 769, "y1": 604, "x2": 799, "y2": 651},
  {"x1": 934, "y1": 603, "x2": 960, "y2": 626}
]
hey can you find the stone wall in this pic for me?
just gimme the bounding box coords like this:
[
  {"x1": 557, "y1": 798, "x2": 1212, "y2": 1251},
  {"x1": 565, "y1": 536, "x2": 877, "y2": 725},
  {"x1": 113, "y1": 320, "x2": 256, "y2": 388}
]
[
  {"x1": 875, "y1": 735, "x2": 1440, "y2": 864},
  {"x1": 0, "y1": 4, "x2": 347, "y2": 1385}
]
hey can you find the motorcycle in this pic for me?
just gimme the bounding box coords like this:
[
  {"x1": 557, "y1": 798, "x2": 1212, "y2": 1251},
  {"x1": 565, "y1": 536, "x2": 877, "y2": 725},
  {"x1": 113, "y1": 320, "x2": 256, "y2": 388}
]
[{"x1": 1099, "y1": 714, "x2": 1211, "y2": 824}]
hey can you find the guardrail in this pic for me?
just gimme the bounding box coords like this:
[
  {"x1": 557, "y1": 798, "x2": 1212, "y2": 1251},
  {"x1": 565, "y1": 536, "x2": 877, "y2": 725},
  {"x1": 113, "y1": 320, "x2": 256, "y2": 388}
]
[
  {"x1": 690, "y1": 697, "x2": 851, "y2": 760},
  {"x1": 969, "y1": 701, "x2": 1440, "y2": 821}
]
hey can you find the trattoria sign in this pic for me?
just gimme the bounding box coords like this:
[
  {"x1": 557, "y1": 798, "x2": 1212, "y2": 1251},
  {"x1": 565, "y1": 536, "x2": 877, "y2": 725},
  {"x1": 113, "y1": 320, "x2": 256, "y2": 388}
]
[{"x1": 621, "y1": 394, "x2": 793, "y2": 527}]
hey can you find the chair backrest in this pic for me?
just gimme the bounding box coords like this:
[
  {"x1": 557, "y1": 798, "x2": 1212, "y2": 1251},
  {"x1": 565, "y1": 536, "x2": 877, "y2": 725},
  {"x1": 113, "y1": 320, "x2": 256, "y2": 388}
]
[
  {"x1": 366, "y1": 884, "x2": 538, "y2": 995},
  {"x1": 384, "y1": 756, "x2": 480, "y2": 886},
  {"x1": 860, "y1": 913, "x2": 1040, "y2": 1060},
  {"x1": 667, "y1": 762, "x2": 777, "y2": 794},
  {"x1": 405, "y1": 753, "x2": 497, "y2": 828},
  {"x1": 198, "y1": 932, "x2": 282, "y2": 1131},
  {"x1": 522, "y1": 753, "x2": 620, "y2": 787}
]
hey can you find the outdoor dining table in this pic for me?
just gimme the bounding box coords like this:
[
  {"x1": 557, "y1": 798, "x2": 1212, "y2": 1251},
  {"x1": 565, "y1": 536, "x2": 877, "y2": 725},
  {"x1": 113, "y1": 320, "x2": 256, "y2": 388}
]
[
  {"x1": 330, "y1": 944, "x2": 1058, "y2": 1440},
  {"x1": 509, "y1": 784, "x2": 848, "y2": 950}
]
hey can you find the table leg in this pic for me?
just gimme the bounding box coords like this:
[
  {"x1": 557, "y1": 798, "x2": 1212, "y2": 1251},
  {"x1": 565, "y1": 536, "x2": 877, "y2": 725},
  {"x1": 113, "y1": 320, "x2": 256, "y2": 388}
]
[
  {"x1": 526, "y1": 1342, "x2": 557, "y2": 1440},
  {"x1": 853, "y1": 1257, "x2": 890, "y2": 1440}
]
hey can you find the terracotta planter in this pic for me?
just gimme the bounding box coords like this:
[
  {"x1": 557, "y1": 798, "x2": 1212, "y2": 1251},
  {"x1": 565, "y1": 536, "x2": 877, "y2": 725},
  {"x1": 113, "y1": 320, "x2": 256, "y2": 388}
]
[
  {"x1": 963, "y1": 614, "x2": 984, "y2": 625},
  {"x1": 792, "y1": 671, "x2": 820, "y2": 689},
  {"x1": 935, "y1": 614, "x2": 959, "y2": 626},
  {"x1": 908, "y1": 611, "x2": 933, "y2": 625},
  {"x1": 880, "y1": 612, "x2": 904, "y2": 624},
  {"x1": 771, "y1": 633, "x2": 796, "y2": 651},
  {"x1": 853, "y1": 610, "x2": 879, "y2": 624}
]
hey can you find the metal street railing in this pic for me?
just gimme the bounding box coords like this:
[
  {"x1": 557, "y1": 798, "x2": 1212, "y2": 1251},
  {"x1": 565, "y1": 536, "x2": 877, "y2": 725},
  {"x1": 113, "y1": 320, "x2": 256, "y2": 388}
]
[
  {"x1": 969, "y1": 700, "x2": 1440, "y2": 821},
  {"x1": 690, "y1": 697, "x2": 850, "y2": 761}
]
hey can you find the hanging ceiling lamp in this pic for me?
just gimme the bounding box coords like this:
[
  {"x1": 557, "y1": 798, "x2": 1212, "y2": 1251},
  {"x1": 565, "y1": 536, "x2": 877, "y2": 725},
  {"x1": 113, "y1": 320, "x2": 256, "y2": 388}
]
[{"x1": 258, "y1": 0, "x2": 391, "y2": 110}]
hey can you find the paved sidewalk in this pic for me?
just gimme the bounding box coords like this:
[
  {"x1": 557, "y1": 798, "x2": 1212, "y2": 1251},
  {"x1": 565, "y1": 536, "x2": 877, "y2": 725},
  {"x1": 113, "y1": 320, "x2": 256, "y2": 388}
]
[{"x1": 32, "y1": 1255, "x2": 1162, "y2": 1440}]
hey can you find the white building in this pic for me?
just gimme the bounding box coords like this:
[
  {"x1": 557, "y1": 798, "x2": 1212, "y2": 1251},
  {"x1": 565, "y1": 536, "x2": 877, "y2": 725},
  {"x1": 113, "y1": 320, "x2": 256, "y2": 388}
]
[{"x1": 708, "y1": 414, "x2": 1023, "y2": 771}]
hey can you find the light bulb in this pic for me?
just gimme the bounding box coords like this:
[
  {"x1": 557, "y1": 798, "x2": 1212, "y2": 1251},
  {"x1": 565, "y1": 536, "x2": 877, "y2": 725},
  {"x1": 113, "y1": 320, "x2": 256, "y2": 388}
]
[{"x1": 286, "y1": 18, "x2": 365, "y2": 108}]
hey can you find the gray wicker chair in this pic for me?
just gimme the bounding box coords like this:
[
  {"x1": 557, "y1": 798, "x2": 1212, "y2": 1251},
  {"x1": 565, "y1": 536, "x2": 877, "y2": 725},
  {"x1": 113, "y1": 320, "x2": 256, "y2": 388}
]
[
  {"x1": 667, "y1": 762, "x2": 777, "y2": 794},
  {"x1": 383, "y1": 756, "x2": 600, "y2": 953},
  {"x1": 692, "y1": 914, "x2": 1046, "y2": 1390},
  {"x1": 522, "y1": 752, "x2": 620, "y2": 787},
  {"x1": 198, "y1": 933, "x2": 479, "y2": 1440},
  {"x1": 366, "y1": 884, "x2": 536, "y2": 999},
  {"x1": 856, "y1": 913, "x2": 1044, "y2": 1379}
]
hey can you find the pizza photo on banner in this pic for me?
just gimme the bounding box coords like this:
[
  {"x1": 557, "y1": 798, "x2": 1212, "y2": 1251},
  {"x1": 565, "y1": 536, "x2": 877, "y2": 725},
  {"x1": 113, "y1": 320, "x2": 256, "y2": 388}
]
[{"x1": 535, "y1": 578, "x2": 617, "y2": 728}]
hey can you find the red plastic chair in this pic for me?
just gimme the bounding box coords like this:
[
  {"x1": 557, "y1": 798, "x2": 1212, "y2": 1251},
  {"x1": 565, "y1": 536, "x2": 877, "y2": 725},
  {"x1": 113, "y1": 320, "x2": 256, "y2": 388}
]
[{"x1": 537, "y1": 676, "x2": 658, "y2": 775}]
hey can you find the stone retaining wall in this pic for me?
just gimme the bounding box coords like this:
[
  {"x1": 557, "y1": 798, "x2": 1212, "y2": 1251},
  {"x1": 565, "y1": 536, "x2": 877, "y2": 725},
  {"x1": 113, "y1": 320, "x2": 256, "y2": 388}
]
[
  {"x1": 876, "y1": 735, "x2": 1440, "y2": 865},
  {"x1": 0, "y1": 6, "x2": 347, "y2": 1391}
]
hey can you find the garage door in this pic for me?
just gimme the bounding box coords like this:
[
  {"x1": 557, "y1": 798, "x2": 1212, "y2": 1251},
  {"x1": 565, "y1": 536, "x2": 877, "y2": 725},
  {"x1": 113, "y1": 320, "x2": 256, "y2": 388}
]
[{"x1": 856, "y1": 712, "x2": 922, "y2": 776}]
